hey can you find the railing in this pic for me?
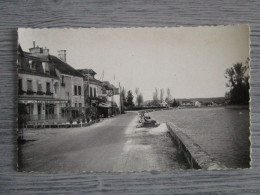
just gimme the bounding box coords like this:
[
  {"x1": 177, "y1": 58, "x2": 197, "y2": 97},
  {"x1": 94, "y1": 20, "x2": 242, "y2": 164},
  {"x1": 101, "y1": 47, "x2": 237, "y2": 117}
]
[
  {"x1": 45, "y1": 91, "x2": 53, "y2": 96},
  {"x1": 24, "y1": 114, "x2": 63, "y2": 121},
  {"x1": 18, "y1": 90, "x2": 53, "y2": 96},
  {"x1": 22, "y1": 114, "x2": 69, "y2": 127}
]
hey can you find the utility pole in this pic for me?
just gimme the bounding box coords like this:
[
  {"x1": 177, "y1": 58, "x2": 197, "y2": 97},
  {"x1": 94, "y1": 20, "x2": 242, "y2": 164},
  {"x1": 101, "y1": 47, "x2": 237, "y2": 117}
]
[{"x1": 119, "y1": 82, "x2": 122, "y2": 114}]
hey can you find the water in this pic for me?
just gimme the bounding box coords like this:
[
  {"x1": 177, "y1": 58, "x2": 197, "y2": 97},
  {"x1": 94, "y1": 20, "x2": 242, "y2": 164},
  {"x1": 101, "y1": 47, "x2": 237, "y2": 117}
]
[{"x1": 149, "y1": 107, "x2": 250, "y2": 169}]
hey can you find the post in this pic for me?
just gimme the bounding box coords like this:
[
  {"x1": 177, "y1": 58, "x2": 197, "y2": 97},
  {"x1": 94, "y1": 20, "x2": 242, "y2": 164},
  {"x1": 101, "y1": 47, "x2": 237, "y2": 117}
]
[{"x1": 119, "y1": 82, "x2": 122, "y2": 114}]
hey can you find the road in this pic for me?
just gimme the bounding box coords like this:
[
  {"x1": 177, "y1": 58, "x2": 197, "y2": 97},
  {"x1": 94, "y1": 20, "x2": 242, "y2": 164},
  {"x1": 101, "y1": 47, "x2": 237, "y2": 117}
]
[{"x1": 19, "y1": 112, "x2": 189, "y2": 173}]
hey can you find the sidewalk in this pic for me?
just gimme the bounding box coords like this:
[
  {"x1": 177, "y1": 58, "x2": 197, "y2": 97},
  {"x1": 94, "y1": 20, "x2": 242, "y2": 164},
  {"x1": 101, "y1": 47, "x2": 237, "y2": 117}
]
[{"x1": 21, "y1": 118, "x2": 107, "y2": 142}]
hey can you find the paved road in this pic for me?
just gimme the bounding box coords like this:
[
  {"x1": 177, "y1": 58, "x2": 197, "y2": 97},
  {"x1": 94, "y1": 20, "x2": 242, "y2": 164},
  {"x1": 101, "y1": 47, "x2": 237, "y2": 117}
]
[{"x1": 19, "y1": 112, "x2": 189, "y2": 173}]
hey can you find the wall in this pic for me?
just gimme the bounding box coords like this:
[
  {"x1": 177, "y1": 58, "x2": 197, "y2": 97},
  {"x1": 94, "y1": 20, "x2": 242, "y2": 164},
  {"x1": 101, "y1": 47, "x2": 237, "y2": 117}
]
[
  {"x1": 18, "y1": 73, "x2": 59, "y2": 97},
  {"x1": 71, "y1": 76, "x2": 85, "y2": 107}
]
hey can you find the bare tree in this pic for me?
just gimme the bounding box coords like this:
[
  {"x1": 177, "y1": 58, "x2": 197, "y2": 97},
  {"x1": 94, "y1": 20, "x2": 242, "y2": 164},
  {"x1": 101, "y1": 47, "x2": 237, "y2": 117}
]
[
  {"x1": 135, "y1": 88, "x2": 139, "y2": 96},
  {"x1": 137, "y1": 93, "x2": 144, "y2": 106},
  {"x1": 166, "y1": 88, "x2": 172, "y2": 104},
  {"x1": 135, "y1": 88, "x2": 139, "y2": 105},
  {"x1": 160, "y1": 89, "x2": 164, "y2": 103},
  {"x1": 153, "y1": 88, "x2": 159, "y2": 106}
]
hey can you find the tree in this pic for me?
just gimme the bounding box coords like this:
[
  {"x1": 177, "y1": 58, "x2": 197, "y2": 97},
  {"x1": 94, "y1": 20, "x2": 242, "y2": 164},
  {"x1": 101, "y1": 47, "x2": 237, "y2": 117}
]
[
  {"x1": 160, "y1": 89, "x2": 164, "y2": 103},
  {"x1": 225, "y1": 61, "x2": 249, "y2": 105},
  {"x1": 172, "y1": 98, "x2": 180, "y2": 107},
  {"x1": 135, "y1": 88, "x2": 139, "y2": 96},
  {"x1": 137, "y1": 93, "x2": 144, "y2": 106},
  {"x1": 135, "y1": 88, "x2": 139, "y2": 105},
  {"x1": 126, "y1": 90, "x2": 134, "y2": 107},
  {"x1": 166, "y1": 88, "x2": 172, "y2": 103},
  {"x1": 121, "y1": 88, "x2": 127, "y2": 108},
  {"x1": 153, "y1": 88, "x2": 159, "y2": 106}
]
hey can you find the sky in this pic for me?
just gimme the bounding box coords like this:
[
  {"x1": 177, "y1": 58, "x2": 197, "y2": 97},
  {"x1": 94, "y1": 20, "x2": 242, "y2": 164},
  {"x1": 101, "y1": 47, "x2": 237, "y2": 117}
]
[{"x1": 18, "y1": 25, "x2": 250, "y2": 100}]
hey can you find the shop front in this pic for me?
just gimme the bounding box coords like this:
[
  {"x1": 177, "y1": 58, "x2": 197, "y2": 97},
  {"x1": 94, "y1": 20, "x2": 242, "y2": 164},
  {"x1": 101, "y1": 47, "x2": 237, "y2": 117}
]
[{"x1": 18, "y1": 98, "x2": 68, "y2": 128}]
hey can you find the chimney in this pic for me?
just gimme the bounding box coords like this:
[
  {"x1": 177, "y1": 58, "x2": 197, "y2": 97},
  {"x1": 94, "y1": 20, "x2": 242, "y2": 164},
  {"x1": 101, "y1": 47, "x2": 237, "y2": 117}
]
[
  {"x1": 57, "y1": 50, "x2": 66, "y2": 62},
  {"x1": 33, "y1": 41, "x2": 35, "y2": 48}
]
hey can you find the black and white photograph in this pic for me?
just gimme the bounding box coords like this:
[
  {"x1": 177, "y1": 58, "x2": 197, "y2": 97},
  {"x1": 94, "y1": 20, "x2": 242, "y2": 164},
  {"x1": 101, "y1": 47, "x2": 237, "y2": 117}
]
[{"x1": 17, "y1": 26, "x2": 250, "y2": 173}]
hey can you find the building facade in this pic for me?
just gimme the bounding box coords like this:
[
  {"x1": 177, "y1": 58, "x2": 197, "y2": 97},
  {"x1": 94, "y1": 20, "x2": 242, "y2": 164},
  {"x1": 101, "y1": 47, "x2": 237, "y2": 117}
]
[
  {"x1": 18, "y1": 43, "x2": 85, "y2": 128},
  {"x1": 17, "y1": 45, "x2": 68, "y2": 127},
  {"x1": 77, "y1": 69, "x2": 121, "y2": 118},
  {"x1": 49, "y1": 55, "x2": 85, "y2": 120}
]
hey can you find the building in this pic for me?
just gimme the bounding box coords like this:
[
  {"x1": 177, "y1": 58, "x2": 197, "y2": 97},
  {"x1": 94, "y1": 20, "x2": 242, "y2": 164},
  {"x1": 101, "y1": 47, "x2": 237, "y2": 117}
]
[
  {"x1": 180, "y1": 100, "x2": 193, "y2": 106},
  {"x1": 77, "y1": 69, "x2": 121, "y2": 118},
  {"x1": 102, "y1": 81, "x2": 120, "y2": 115},
  {"x1": 77, "y1": 69, "x2": 103, "y2": 105},
  {"x1": 77, "y1": 69, "x2": 107, "y2": 118},
  {"x1": 17, "y1": 45, "x2": 68, "y2": 127},
  {"x1": 194, "y1": 101, "x2": 202, "y2": 107},
  {"x1": 49, "y1": 53, "x2": 85, "y2": 120},
  {"x1": 18, "y1": 43, "x2": 85, "y2": 128},
  {"x1": 160, "y1": 101, "x2": 168, "y2": 108}
]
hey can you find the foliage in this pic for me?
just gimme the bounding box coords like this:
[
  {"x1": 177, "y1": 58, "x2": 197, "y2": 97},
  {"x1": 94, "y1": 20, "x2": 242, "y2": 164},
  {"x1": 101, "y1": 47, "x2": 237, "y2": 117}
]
[
  {"x1": 172, "y1": 98, "x2": 180, "y2": 107},
  {"x1": 136, "y1": 93, "x2": 144, "y2": 106},
  {"x1": 160, "y1": 89, "x2": 164, "y2": 103},
  {"x1": 166, "y1": 88, "x2": 172, "y2": 103},
  {"x1": 135, "y1": 88, "x2": 139, "y2": 96},
  {"x1": 225, "y1": 61, "x2": 249, "y2": 105},
  {"x1": 125, "y1": 90, "x2": 134, "y2": 107},
  {"x1": 152, "y1": 88, "x2": 159, "y2": 106},
  {"x1": 121, "y1": 88, "x2": 126, "y2": 107}
]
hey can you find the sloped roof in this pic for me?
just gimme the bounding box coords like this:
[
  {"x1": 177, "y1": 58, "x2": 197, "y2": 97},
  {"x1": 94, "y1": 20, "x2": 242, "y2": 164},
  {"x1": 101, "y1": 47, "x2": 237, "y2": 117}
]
[
  {"x1": 77, "y1": 69, "x2": 96, "y2": 75},
  {"x1": 49, "y1": 55, "x2": 84, "y2": 78},
  {"x1": 18, "y1": 45, "x2": 57, "y2": 78}
]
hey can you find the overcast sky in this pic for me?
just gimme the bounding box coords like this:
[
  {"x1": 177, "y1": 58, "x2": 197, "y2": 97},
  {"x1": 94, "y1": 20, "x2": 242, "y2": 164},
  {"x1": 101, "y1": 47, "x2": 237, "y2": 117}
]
[{"x1": 18, "y1": 25, "x2": 249, "y2": 100}]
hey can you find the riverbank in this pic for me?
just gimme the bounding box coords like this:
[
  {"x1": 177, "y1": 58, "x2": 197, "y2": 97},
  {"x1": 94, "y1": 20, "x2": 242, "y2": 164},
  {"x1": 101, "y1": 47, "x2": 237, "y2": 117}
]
[{"x1": 149, "y1": 107, "x2": 250, "y2": 169}]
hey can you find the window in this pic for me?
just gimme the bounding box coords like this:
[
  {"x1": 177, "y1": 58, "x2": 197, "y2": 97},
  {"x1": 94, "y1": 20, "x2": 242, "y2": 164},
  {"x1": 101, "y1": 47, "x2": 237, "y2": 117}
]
[
  {"x1": 46, "y1": 82, "x2": 50, "y2": 93},
  {"x1": 37, "y1": 81, "x2": 42, "y2": 92},
  {"x1": 75, "y1": 103, "x2": 77, "y2": 107},
  {"x1": 79, "y1": 103, "x2": 82, "y2": 107},
  {"x1": 27, "y1": 80, "x2": 32, "y2": 91},
  {"x1": 61, "y1": 75, "x2": 65, "y2": 86},
  {"x1": 78, "y1": 86, "x2": 81, "y2": 96},
  {"x1": 18, "y1": 79, "x2": 22, "y2": 91},
  {"x1": 29, "y1": 60, "x2": 36, "y2": 71},
  {"x1": 17, "y1": 57, "x2": 21, "y2": 69},
  {"x1": 94, "y1": 88, "x2": 96, "y2": 97},
  {"x1": 42, "y1": 62, "x2": 50, "y2": 73},
  {"x1": 90, "y1": 87, "x2": 93, "y2": 97},
  {"x1": 74, "y1": 85, "x2": 78, "y2": 95}
]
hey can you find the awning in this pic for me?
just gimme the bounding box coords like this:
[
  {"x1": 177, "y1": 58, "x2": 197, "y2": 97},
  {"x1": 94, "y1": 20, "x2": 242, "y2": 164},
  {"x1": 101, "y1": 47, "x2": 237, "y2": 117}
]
[
  {"x1": 18, "y1": 99, "x2": 68, "y2": 104},
  {"x1": 98, "y1": 103, "x2": 112, "y2": 108},
  {"x1": 62, "y1": 107, "x2": 84, "y2": 110},
  {"x1": 98, "y1": 94, "x2": 107, "y2": 98}
]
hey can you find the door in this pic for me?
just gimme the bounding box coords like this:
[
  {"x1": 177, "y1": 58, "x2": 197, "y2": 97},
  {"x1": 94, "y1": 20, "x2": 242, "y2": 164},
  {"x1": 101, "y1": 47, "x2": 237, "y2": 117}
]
[{"x1": 38, "y1": 104, "x2": 42, "y2": 120}]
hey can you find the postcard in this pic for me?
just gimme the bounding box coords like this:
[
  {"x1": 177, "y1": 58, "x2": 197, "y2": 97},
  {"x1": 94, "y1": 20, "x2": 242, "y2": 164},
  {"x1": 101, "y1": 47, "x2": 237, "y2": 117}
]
[{"x1": 17, "y1": 26, "x2": 250, "y2": 173}]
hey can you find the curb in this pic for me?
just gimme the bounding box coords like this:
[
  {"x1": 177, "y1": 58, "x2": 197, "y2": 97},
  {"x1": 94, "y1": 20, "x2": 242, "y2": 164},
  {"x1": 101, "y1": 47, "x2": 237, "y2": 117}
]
[{"x1": 166, "y1": 122, "x2": 227, "y2": 170}]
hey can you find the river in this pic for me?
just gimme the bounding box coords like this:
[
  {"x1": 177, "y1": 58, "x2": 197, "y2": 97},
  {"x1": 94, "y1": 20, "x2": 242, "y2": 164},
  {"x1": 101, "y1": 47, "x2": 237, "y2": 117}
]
[{"x1": 149, "y1": 106, "x2": 250, "y2": 169}]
